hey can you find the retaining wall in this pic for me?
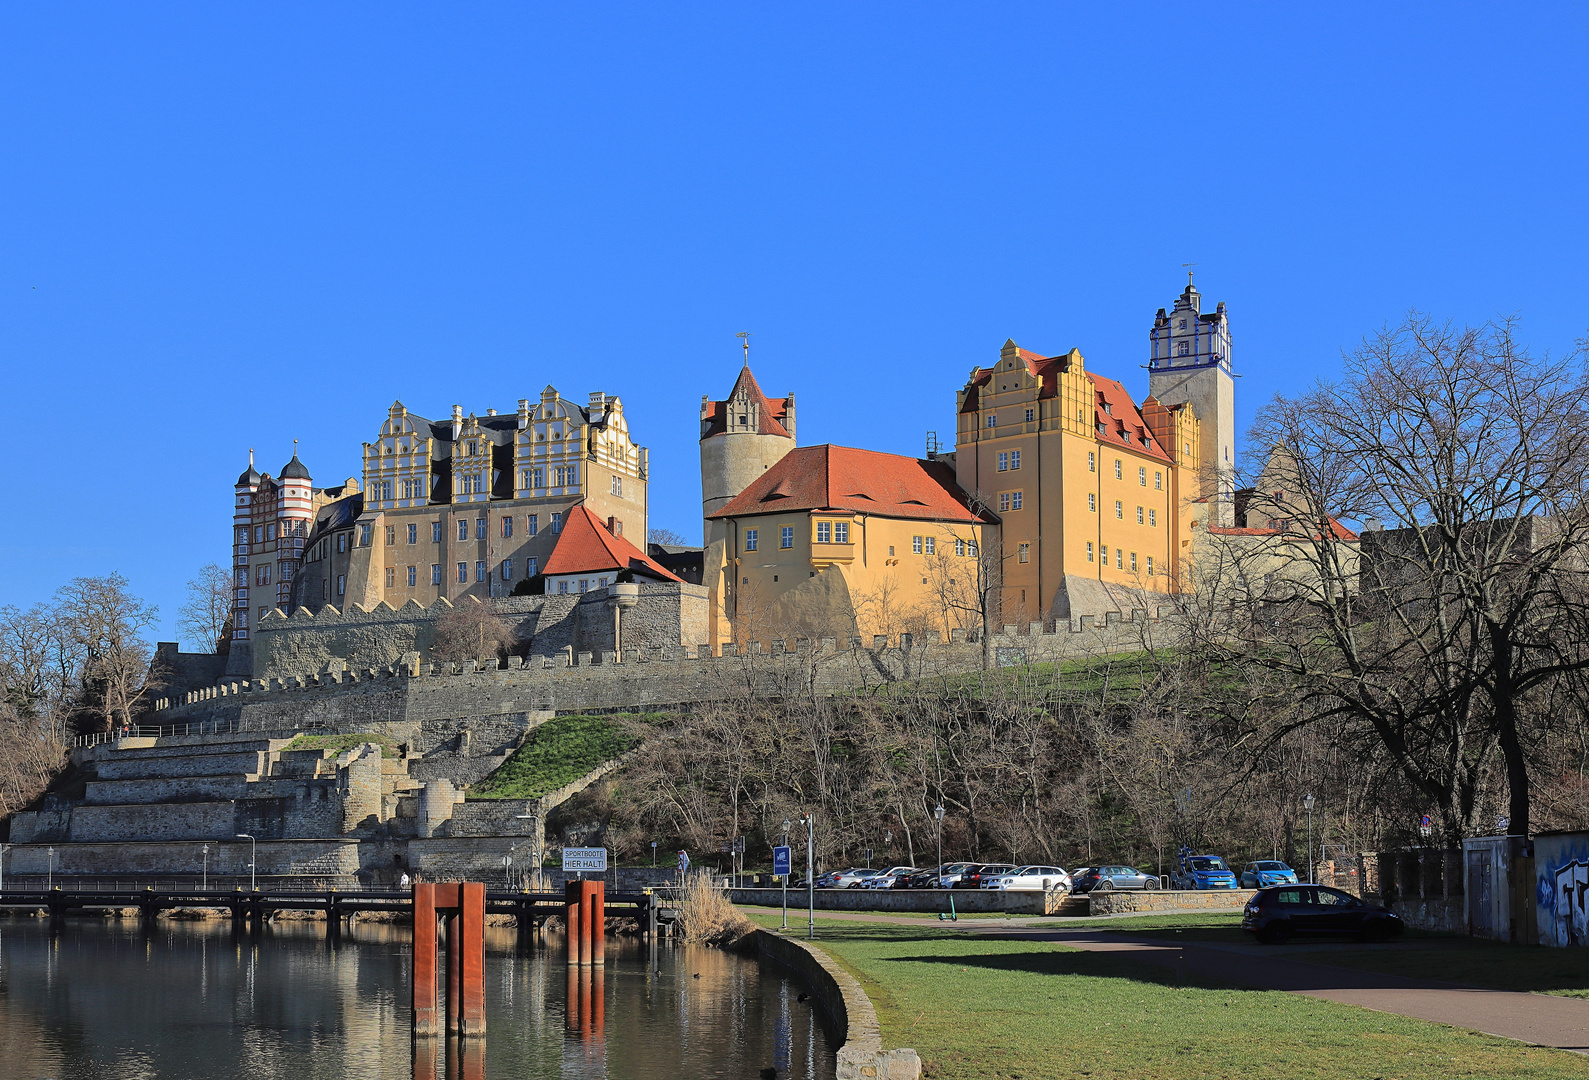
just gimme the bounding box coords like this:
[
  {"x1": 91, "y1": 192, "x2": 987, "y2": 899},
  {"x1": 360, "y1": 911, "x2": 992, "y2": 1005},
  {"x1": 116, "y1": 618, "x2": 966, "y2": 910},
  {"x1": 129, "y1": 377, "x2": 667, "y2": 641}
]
[
  {"x1": 729, "y1": 887, "x2": 1053, "y2": 915},
  {"x1": 1, "y1": 838, "x2": 364, "y2": 878},
  {"x1": 753, "y1": 929, "x2": 921, "y2": 1080},
  {"x1": 1085, "y1": 888, "x2": 1253, "y2": 915}
]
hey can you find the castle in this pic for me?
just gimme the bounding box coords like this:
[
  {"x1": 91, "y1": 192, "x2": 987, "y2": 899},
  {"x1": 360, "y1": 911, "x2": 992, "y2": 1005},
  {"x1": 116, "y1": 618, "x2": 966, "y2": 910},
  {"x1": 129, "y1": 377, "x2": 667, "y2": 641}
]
[{"x1": 222, "y1": 278, "x2": 1240, "y2": 675}]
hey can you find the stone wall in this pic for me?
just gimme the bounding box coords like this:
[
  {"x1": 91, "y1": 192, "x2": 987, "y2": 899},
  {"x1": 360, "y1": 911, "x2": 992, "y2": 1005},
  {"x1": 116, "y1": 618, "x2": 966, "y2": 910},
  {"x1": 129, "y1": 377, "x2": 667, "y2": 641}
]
[
  {"x1": 729, "y1": 886, "x2": 1052, "y2": 915},
  {"x1": 1, "y1": 838, "x2": 364, "y2": 879},
  {"x1": 1086, "y1": 888, "x2": 1253, "y2": 915}
]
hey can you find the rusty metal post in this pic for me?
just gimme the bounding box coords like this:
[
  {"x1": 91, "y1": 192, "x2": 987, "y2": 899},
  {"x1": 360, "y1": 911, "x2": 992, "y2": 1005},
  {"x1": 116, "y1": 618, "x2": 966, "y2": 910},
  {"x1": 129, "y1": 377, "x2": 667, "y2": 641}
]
[
  {"x1": 581, "y1": 879, "x2": 603, "y2": 965},
  {"x1": 590, "y1": 961, "x2": 605, "y2": 1040},
  {"x1": 565, "y1": 962, "x2": 581, "y2": 1031},
  {"x1": 565, "y1": 879, "x2": 583, "y2": 965},
  {"x1": 458, "y1": 882, "x2": 486, "y2": 1036},
  {"x1": 412, "y1": 883, "x2": 439, "y2": 1037},
  {"x1": 445, "y1": 908, "x2": 461, "y2": 1034}
]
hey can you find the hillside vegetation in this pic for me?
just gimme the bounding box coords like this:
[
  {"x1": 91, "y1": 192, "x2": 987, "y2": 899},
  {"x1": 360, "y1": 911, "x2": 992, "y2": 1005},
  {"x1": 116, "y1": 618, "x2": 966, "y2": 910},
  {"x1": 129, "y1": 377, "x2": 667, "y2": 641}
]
[
  {"x1": 283, "y1": 732, "x2": 401, "y2": 759},
  {"x1": 472, "y1": 714, "x2": 647, "y2": 800}
]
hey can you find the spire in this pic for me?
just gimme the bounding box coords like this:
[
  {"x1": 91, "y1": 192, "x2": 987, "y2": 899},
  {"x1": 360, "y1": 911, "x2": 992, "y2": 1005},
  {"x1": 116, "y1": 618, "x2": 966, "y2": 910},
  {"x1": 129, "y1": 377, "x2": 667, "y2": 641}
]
[
  {"x1": 736, "y1": 331, "x2": 751, "y2": 367},
  {"x1": 237, "y1": 448, "x2": 262, "y2": 487}
]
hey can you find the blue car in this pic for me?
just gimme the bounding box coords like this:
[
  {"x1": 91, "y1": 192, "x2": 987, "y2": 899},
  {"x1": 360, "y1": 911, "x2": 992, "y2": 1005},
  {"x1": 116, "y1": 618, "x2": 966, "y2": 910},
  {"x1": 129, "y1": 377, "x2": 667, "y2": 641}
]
[
  {"x1": 1240, "y1": 860, "x2": 1299, "y2": 889},
  {"x1": 1170, "y1": 853, "x2": 1239, "y2": 890}
]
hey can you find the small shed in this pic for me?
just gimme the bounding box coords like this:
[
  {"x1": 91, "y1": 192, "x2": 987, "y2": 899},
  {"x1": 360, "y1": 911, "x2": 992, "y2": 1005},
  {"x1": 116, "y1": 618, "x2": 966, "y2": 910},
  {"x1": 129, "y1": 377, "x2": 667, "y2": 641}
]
[{"x1": 1461, "y1": 834, "x2": 1532, "y2": 943}]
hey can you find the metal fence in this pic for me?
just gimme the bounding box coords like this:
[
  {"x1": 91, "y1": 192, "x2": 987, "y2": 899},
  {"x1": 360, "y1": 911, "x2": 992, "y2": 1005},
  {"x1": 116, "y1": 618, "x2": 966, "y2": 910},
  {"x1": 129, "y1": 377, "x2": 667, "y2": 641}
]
[{"x1": 72, "y1": 714, "x2": 328, "y2": 749}]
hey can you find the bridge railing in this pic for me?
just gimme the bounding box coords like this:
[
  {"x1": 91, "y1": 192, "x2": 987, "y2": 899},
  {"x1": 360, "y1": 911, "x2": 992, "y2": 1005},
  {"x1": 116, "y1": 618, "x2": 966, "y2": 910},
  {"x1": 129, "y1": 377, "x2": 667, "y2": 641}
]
[{"x1": 72, "y1": 714, "x2": 329, "y2": 749}]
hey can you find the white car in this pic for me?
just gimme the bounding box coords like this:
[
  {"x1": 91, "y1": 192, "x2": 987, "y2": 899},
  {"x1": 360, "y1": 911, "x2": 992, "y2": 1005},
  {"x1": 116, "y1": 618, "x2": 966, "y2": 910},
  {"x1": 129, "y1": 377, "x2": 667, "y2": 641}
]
[
  {"x1": 981, "y1": 865, "x2": 1072, "y2": 892},
  {"x1": 826, "y1": 868, "x2": 880, "y2": 888},
  {"x1": 860, "y1": 866, "x2": 918, "y2": 889}
]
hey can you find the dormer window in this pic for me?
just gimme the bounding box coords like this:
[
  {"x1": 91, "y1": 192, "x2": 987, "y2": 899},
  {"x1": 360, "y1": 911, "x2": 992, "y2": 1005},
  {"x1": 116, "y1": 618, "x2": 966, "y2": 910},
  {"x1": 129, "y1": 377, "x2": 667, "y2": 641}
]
[{"x1": 1103, "y1": 402, "x2": 1113, "y2": 415}]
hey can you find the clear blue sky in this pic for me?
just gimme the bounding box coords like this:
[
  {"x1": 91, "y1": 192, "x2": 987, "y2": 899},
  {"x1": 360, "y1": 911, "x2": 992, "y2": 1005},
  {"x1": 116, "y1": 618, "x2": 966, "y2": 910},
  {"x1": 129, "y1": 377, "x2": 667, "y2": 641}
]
[{"x1": 3, "y1": 5, "x2": 1585, "y2": 647}]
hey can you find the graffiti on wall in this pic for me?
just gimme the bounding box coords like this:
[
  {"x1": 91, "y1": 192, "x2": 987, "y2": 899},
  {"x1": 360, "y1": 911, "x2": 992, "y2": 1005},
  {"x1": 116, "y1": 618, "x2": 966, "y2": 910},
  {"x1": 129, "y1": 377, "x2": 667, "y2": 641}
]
[{"x1": 1534, "y1": 832, "x2": 1589, "y2": 947}]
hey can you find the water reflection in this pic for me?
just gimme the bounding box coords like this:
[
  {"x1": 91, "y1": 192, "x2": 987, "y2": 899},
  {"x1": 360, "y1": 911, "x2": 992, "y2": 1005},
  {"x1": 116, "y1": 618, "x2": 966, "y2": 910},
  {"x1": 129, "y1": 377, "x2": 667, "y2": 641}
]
[{"x1": 0, "y1": 919, "x2": 835, "y2": 1080}]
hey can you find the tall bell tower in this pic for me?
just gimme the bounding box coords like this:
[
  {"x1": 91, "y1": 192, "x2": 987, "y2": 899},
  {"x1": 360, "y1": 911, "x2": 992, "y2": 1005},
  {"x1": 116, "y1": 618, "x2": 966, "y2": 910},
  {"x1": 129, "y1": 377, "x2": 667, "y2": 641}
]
[{"x1": 1147, "y1": 275, "x2": 1236, "y2": 525}]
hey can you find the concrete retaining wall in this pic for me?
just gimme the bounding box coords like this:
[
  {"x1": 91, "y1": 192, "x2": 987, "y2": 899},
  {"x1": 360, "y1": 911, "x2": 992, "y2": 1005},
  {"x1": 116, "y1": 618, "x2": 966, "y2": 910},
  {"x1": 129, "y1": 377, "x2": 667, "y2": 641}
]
[
  {"x1": 730, "y1": 887, "x2": 1050, "y2": 914},
  {"x1": 2, "y1": 839, "x2": 363, "y2": 878},
  {"x1": 753, "y1": 929, "x2": 921, "y2": 1080},
  {"x1": 1086, "y1": 888, "x2": 1253, "y2": 915},
  {"x1": 1390, "y1": 896, "x2": 1465, "y2": 933}
]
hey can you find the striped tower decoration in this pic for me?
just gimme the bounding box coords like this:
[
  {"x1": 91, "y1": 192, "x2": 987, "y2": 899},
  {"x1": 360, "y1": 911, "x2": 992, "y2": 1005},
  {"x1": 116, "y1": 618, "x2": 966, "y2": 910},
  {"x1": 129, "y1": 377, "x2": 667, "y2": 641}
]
[
  {"x1": 232, "y1": 450, "x2": 261, "y2": 641},
  {"x1": 276, "y1": 441, "x2": 315, "y2": 610}
]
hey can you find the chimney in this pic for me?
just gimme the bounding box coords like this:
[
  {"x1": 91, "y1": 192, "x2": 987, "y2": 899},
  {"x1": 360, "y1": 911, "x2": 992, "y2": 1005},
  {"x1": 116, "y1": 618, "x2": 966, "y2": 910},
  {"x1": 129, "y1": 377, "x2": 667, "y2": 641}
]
[
  {"x1": 451, "y1": 405, "x2": 463, "y2": 441},
  {"x1": 517, "y1": 399, "x2": 530, "y2": 430}
]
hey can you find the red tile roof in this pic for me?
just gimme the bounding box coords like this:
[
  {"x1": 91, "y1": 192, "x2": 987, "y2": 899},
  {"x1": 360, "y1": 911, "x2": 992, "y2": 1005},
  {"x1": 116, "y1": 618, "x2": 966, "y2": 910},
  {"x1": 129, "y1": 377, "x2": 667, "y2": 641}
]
[
  {"x1": 543, "y1": 505, "x2": 682, "y2": 581},
  {"x1": 707, "y1": 445, "x2": 997, "y2": 524},
  {"x1": 702, "y1": 366, "x2": 792, "y2": 438}
]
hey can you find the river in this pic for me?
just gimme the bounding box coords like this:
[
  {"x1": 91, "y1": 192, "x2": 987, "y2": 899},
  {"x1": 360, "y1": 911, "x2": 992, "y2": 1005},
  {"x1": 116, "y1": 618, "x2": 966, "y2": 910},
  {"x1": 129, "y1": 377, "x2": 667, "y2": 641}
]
[{"x1": 0, "y1": 917, "x2": 836, "y2": 1079}]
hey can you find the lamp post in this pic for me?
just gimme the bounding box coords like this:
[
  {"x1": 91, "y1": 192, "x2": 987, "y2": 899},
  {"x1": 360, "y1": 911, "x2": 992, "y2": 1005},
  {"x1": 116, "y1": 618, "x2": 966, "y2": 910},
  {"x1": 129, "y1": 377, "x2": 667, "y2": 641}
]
[
  {"x1": 514, "y1": 814, "x2": 538, "y2": 890},
  {"x1": 781, "y1": 819, "x2": 792, "y2": 931},
  {"x1": 0, "y1": 841, "x2": 6, "y2": 894},
  {"x1": 47, "y1": 846, "x2": 55, "y2": 891},
  {"x1": 1302, "y1": 795, "x2": 1315, "y2": 884},
  {"x1": 651, "y1": 840, "x2": 658, "y2": 867},
  {"x1": 933, "y1": 804, "x2": 946, "y2": 883},
  {"x1": 202, "y1": 844, "x2": 210, "y2": 891},
  {"x1": 236, "y1": 833, "x2": 256, "y2": 892},
  {"x1": 799, "y1": 813, "x2": 815, "y2": 941}
]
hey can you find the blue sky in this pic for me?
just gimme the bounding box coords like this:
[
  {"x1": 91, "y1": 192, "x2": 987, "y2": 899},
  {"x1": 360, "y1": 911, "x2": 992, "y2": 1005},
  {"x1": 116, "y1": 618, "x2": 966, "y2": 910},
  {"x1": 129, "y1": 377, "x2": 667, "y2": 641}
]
[{"x1": 2, "y1": 4, "x2": 1586, "y2": 647}]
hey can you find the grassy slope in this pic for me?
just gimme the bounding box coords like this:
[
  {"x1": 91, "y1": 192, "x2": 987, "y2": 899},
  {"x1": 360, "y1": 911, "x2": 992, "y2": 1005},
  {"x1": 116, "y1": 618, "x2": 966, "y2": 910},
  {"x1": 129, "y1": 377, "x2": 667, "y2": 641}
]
[
  {"x1": 470, "y1": 714, "x2": 644, "y2": 799},
  {"x1": 282, "y1": 733, "x2": 400, "y2": 759},
  {"x1": 749, "y1": 913, "x2": 1589, "y2": 1080}
]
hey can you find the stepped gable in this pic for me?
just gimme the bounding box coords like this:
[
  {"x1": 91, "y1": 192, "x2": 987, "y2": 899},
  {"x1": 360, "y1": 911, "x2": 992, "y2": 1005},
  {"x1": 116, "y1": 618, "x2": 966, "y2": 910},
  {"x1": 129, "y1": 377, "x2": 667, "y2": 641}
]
[
  {"x1": 1087, "y1": 371, "x2": 1172, "y2": 463},
  {"x1": 700, "y1": 365, "x2": 792, "y2": 438},
  {"x1": 708, "y1": 444, "x2": 995, "y2": 524},
  {"x1": 543, "y1": 505, "x2": 681, "y2": 581},
  {"x1": 958, "y1": 342, "x2": 1075, "y2": 413}
]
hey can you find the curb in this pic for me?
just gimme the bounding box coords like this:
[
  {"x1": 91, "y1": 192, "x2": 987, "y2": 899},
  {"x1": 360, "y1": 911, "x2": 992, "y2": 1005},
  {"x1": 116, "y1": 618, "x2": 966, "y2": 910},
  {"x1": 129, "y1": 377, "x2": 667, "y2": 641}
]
[{"x1": 752, "y1": 928, "x2": 922, "y2": 1080}]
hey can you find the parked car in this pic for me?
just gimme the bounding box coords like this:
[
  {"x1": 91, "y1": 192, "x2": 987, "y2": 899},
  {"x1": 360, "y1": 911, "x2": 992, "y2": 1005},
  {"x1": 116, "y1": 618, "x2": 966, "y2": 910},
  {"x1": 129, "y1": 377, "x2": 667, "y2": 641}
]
[
  {"x1": 858, "y1": 866, "x2": 917, "y2": 889},
  {"x1": 1240, "y1": 860, "x2": 1299, "y2": 889},
  {"x1": 1072, "y1": 865, "x2": 1161, "y2": 893},
  {"x1": 953, "y1": 864, "x2": 1017, "y2": 890},
  {"x1": 819, "y1": 868, "x2": 877, "y2": 889},
  {"x1": 925, "y1": 862, "x2": 977, "y2": 888},
  {"x1": 981, "y1": 865, "x2": 1072, "y2": 892},
  {"x1": 1243, "y1": 885, "x2": 1403, "y2": 944},
  {"x1": 1170, "y1": 853, "x2": 1239, "y2": 890}
]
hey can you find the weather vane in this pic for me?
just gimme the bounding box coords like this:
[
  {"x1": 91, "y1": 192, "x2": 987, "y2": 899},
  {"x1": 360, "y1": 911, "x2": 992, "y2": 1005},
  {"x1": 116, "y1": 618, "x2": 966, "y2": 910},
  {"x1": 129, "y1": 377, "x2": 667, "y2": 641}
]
[
  {"x1": 736, "y1": 331, "x2": 751, "y2": 365},
  {"x1": 1182, "y1": 262, "x2": 1198, "y2": 285}
]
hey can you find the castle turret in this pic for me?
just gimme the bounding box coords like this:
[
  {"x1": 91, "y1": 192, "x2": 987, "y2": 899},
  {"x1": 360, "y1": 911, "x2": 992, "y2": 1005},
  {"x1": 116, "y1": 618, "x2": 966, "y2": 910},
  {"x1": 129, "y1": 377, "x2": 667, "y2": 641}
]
[
  {"x1": 1146, "y1": 275, "x2": 1236, "y2": 525},
  {"x1": 231, "y1": 451, "x2": 260, "y2": 643},
  {"x1": 275, "y1": 445, "x2": 315, "y2": 609}
]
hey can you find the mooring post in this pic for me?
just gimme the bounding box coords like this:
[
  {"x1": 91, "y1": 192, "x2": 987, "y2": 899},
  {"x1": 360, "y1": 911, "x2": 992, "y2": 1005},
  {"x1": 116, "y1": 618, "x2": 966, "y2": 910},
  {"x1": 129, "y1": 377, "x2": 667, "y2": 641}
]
[
  {"x1": 582, "y1": 879, "x2": 604, "y2": 965},
  {"x1": 457, "y1": 881, "x2": 486, "y2": 1036},
  {"x1": 589, "y1": 962, "x2": 605, "y2": 1040},
  {"x1": 412, "y1": 883, "x2": 439, "y2": 1037},
  {"x1": 564, "y1": 880, "x2": 583, "y2": 965},
  {"x1": 565, "y1": 962, "x2": 581, "y2": 1032},
  {"x1": 445, "y1": 904, "x2": 461, "y2": 1034}
]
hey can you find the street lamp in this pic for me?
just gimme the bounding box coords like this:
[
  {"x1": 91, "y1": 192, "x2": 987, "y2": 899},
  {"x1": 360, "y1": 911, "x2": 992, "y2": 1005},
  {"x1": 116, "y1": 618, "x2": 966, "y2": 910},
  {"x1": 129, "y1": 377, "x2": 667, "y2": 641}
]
[
  {"x1": 933, "y1": 805, "x2": 946, "y2": 883},
  {"x1": 47, "y1": 846, "x2": 55, "y2": 891},
  {"x1": 798, "y1": 813, "x2": 815, "y2": 941},
  {"x1": 1302, "y1": 795, "x2": 1316, "y2": 884},
  {"x1": 651, "y1": 840, "x2": 658, "y2": 867},
  {"x1": 236, "y1": 834, "x2": 257, "y2": 892},
  {"x1": 202, "y1": 844, "x2": 210, "y2": 891}
]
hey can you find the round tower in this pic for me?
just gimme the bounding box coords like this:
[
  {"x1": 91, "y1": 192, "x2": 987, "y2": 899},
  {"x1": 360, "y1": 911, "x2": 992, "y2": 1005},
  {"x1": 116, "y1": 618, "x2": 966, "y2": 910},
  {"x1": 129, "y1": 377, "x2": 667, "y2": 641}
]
[
  {"x1": 699, "y1": 363, "x2": 796, "y2": 528},
  {"x1": 231, "y1": 450, "x2": 261, "y2": 642},
  {"x1": 276, "y1": 445, "x2": 315, "y2": 609}
]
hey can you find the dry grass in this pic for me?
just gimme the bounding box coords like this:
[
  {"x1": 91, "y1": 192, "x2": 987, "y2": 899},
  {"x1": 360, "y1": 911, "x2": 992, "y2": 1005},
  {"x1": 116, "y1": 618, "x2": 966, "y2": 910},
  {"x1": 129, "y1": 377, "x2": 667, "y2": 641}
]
[{"x1": 676, "y1": 871, "x2": 755, "y2": 947}]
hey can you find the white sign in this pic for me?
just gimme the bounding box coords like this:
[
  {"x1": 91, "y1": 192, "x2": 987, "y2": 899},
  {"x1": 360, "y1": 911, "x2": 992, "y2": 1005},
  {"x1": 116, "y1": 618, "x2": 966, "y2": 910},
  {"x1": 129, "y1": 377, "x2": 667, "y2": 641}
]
[{"x1": 562, "y1": 847, "x2": 608, "y2": 872}]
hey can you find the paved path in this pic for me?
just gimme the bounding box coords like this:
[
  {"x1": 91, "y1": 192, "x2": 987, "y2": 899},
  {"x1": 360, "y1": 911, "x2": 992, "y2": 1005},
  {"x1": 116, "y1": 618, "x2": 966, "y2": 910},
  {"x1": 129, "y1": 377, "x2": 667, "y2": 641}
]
[{"x1": 771, "y1": 910, "x2": 1589, "y2": 1054}]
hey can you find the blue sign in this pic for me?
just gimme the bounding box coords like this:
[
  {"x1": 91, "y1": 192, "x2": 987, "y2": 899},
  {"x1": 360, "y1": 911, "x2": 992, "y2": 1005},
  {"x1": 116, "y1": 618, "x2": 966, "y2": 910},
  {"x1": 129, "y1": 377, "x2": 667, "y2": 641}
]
[{"x1": 773, "y1": 845, "x2": 792, "y2": 877}]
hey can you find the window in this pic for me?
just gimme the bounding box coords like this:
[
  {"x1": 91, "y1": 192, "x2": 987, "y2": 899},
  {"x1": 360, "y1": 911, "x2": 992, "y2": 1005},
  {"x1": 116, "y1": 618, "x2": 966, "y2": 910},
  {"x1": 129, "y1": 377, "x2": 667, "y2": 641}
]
[
  {"x1": 1088, "y1": 451, "x2": 1095, "y2": 472},
  {"x1": 579, "y1": 579, "x2": 589, "y2": 593},
  {"x1": 1155, "y1": 471, "x2": 1163, "y2": 490},
  {"x1": 1018, "y1": 543, "x2": 1029, "y2": 563},
  {"x1": 598, "y1": 576, "x2": 608, "y2": 588},
  {"x1": 502, "y1": 560, "x2": 512, "y2": 580},
  {"x1": 1139, "y1": 466, "x2": 1147, "y2": 486},
  {"x1": 997, "y1": 452, "x2": 1008, "y2": 472},
  {"x1": 1146, "y1": 556, "x2": 1154, "y2": 575},
  {"x1": 336, "y1": 574, "x2": 346, "y2": 596},
  {"x1": 475, "y1": 561, "x2": 486, "y2": 582},
  {"x1": 986, "y1": 414, "x2": 997, "y2": 428},
  {"x1": 338, "y1": 533, "x2": 348, "y2": 553},
  {"x1": 530, "y1": 467, "x2": 544, "y2": 488},
  {"x1": 999, "y1": 493, "x2": 1010, "y2": 512},
  {"x1": 1115, "y1": 500, "x2": 1123, "y2": 519},
  {"x1": 457, "y1": 562, "x2": 468, "y2": 583},
  {"x1": 502, "y1": 517, "x2": 513, "y2": 539},
  {"x1": 255, "y1": 565, "x2": 271, "y2": 586},
  {"x1": 1178, "y1": 318, "x2": 1187, "y2": 329},
  {"x1": 1130, "y1": 552, "x2": 1138, "y2": 572},
  {"x1": 558, "y1": 580, "x2": 568, "y2": 594},
  {"x1": 385, "y1": 567, "x2": 395, "y2": 588},
  {"x1": 526, "y1": 557, "x2": 537, "y2": 576},
  {"x1": 408, "y1": 524, "x2": 418, "y2": 544},
  {"x1": 955, "y1": 538, "x2": 966, "y2": 557},
  {"x1": 1114, "y1": 460, "x2": 1122, "y2": 479},
  {"x1": 467, "y1": 440, "x2": 477, "y2": 456},
  {"x1": 888, "y1": 545, "x2": 895, "y2": 556},
  {"x1": 835, "y1": 522, "x2": 850, "y2": 543},
  {"x1": 527, "y1": 514, "x2": 539, "y2": 536},
  {"x1": 1088, "y1": 493, "x2": 1096, "y2": 512},
  {"x1": 360, "y1": 524, "x2": 372, "y2": 546},
  {"x1": 1116, "y1": 549, "x2": 1123, "y2": 569},
  {"x1": 1010, "y1": 449, "x2": 1020, "y2": 470},
  {"x1": 1177, "y1": 340, "x2": 1190, "y2": 356},
  {"x1": 458, "y1": 519, "x2": 469, "y2": 541},
  {"x1": 817, "y1": 521, "x2": 832, "y2": 543},
  {"x1": 407, "y1": 566, "x2": 417, "y2": 587},
  {"x1": 1086, "y1": 542, "x2": 1094, "y2": 562},
  {"x1": 432, "y1": 521, "x2": 442, "y2": 543},
  {"x1": 1136, "y1": 506, "x2": 1144, "y2": 524},
  {"x1": 612, "y1": 519, "x2": 623, "y2": 536},
  {"x1": 551, "y1": 513, "x2": 562, "y2": 533},
  {"x1": 781, "y1": 526, "x2": 794, "y2": 549},
  {"x1": 1024, "y1": 408, "x2": 1034, "y2": 423},
  {"x1": 431, "y1": 564, "x2": 442, "y2": 585},
  {"x1": 923, "y1": 535, "x2": 934, "y2": 554},
  {"x1": 912, "y1": 535, "x2": 923, "y2": 554},
  {"x1": 745, "y1": 528, "x2": 759, "y2": 551},
  {"x1": 476, "y1": 518, "x2": 486, "y2": 540},
  {"x1": 611, "y1": 475, "x2": 622, "y2": 497},
  {"x1": 1011, "y1": 491, "x2": 1022, "y2": 510},
  {"x1": 1149, "y1": 509, "x2": 1157, "y2": 527},
  {"x1": 1101, "y1": 545, "x2": 1108, "y2": 562}
]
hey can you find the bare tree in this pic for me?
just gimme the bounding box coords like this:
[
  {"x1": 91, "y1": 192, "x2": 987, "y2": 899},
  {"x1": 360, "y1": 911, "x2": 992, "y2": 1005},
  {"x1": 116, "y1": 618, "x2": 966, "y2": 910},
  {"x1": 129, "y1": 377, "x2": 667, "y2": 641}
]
[
  {"x1": 429, "y1": 601, "x2": 518, "y2": 665},
  {"x1": 54, "y1": 573, "x2": 157, "y2": 736},
  {"x1": 648, "y1": 527, "x2": 691, "y2": 547},
  {"x1": 178, "y1": 563, "x2": 234, "y2": 653},
  {"x1": 1198, "y1": 314, "x2": 1589, "y2": 839}
]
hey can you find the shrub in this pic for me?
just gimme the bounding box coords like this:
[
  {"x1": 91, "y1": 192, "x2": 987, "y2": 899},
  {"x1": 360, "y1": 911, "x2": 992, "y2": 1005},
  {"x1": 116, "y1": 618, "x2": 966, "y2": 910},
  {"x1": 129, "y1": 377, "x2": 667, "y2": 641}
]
[{"x1": 676, "y1": 870, "x2": 754, "y2": 947}]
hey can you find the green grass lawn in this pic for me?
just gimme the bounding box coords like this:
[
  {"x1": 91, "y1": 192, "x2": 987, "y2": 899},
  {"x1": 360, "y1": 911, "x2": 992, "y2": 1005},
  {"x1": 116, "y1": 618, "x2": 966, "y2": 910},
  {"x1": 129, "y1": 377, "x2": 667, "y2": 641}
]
[
  {"x1": 748, "y1": 913, "x2": 1589, "y2": 1080},
  {"x1": 282, "y1": 732, "x2": 401, "y2": 758},
  {"x1": 470, "y1": 714, "x2": 642, "y2": 799}
]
